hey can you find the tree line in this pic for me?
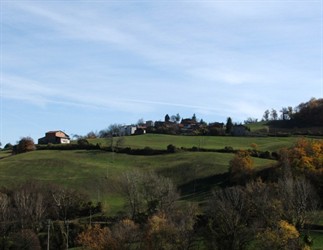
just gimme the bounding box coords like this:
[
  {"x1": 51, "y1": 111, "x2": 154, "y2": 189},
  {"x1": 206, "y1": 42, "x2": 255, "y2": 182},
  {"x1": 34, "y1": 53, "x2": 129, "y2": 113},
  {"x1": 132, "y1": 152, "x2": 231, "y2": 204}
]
[{"x1": 262, "y1": 98, "x2": 323, "y2": 126}]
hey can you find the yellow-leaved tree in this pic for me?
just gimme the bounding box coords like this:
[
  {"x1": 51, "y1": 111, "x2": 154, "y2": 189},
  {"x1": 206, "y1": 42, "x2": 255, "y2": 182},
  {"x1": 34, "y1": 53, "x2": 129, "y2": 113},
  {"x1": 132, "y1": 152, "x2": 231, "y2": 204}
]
[
  {"x1": 229, "y1": 150, "x2": 254, "y2": 184},
  {"x1": 77, "y1": 224, "x2": 117, "y2": 250},
  {"x1": 284, "y1": 138, "x2": 323, "y2": 171},
  {"x1": 255, "y1": 220, "x2": 301, "y2": 250}
]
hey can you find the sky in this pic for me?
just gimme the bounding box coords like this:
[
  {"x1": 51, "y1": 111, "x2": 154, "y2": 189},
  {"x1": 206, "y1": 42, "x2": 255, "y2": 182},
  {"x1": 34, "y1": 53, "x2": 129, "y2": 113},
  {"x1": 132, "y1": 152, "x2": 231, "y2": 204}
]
[{"x1": 1, "y1": 0, "x2": 322, "y2": 144}]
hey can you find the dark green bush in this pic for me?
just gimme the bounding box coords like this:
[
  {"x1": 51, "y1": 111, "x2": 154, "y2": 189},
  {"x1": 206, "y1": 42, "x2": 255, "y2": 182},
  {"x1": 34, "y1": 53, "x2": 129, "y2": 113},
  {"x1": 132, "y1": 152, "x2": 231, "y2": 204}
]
[
  {"x1": 77, "y1": 138, "x2": 89, "y2": 146},
  {"x1": 167, "y1": 144, "x2": 177, "y2": 153}
]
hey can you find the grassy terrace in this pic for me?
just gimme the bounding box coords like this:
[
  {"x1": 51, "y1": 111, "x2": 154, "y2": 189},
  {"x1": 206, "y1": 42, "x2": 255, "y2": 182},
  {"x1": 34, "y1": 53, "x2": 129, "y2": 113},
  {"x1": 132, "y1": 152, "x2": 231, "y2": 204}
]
[{"x1": 90, "y1": 133, "x2": 299, "y2": 151}]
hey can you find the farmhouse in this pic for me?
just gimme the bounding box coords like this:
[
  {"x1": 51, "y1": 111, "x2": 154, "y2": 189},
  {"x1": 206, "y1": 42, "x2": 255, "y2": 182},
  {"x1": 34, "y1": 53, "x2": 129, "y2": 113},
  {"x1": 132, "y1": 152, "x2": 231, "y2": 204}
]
[
  {"x1": 38, "y1": 131, "x2": 70, "y2": 144},
  {"x1": 120, "y1": 125, "x2": 147, "y2": 136},
  {"x1": 119, "y1": 126, "x2": 137, "y2": 136}
]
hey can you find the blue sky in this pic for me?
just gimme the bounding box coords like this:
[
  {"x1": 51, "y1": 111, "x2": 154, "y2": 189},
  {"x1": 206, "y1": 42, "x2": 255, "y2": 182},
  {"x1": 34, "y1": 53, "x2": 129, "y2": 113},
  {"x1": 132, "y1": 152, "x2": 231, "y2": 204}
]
[{"x1": 1, "y1": 0, "x2": 322, "y2": 144}]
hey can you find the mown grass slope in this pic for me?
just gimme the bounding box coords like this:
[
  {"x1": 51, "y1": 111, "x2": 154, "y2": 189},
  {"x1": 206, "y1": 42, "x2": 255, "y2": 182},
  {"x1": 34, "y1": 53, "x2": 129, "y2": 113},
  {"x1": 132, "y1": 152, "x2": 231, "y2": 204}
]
[{"x1": 90, "y1": 134, "x2": 298, "y2": 151}]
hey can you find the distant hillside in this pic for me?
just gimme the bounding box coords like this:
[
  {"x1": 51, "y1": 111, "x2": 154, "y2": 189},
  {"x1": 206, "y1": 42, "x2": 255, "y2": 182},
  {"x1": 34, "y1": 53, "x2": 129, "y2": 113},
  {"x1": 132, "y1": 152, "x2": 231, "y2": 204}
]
[{"x1": 262, "y1": 98, "x2": 323, "y2": 135}]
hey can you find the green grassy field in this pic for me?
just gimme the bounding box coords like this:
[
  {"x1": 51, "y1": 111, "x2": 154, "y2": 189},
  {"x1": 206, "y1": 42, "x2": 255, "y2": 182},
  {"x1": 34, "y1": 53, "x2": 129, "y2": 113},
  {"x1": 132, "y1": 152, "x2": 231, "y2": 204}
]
[
  {"x1": 311, "y1": 231, "x2": 323, "y2": 250},
  {"x1": 0, "y1": 147, "x2": 275, "y2": 214},
  {"x1": 245, "y1": 121, "x2": 270, "y2": 133},
  {"x1": 90, "y1": 134, "x2": 299, "y2": 151},
  {"x1": 0, "y1": 134, "x2": 315, "y2": 214}
]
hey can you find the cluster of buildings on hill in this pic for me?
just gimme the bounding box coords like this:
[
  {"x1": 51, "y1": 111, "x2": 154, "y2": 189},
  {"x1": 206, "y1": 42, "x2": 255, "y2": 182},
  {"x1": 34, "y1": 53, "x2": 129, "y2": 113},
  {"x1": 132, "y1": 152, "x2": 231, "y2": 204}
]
[
  {"x1": 117, "y1": 118, "x2": 223, "y2": 136},
  {"x1": 38, "y1": 117, "x2": 250, "y2": 145},
  {"x1": 115, "y1": 117, "x2": 249, "y2": 137}
]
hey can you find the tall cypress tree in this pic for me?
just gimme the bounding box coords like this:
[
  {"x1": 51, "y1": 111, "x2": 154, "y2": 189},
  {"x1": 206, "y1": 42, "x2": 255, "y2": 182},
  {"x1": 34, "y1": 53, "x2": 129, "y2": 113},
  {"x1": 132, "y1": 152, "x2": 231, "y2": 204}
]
[
  {"x1": 226, "y1": 117, "x2": 233, "y2": 134},
  {"x1": 165, "y1": 114, "x2": 170, "y2": 122}
]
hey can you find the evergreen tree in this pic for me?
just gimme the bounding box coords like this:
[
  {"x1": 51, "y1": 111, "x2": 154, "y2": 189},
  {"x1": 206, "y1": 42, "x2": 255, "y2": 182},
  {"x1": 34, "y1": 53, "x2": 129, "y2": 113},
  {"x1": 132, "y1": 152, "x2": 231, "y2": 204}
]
[{"x1": 225, "y1": 117, "x2": 233, "y2": 134}]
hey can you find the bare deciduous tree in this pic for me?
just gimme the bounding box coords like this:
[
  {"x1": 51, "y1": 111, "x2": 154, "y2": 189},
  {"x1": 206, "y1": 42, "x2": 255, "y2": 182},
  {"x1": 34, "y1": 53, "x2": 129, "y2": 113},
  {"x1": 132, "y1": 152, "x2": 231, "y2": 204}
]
[
  {"x1": 120, "y1": 171, "x2": 179, "y2": 220},
  {"x1": 207, "y1": 186, "x2": 253, "y2": 250},
  {"x1": 278, "y1": 177, "x2": 318, "y2": 229},
  {"x1": 141, "y1": 171, "x2": 179, "y2": 215},
  {"x1": 244, "y1": 179, "x2": 283, "y2": 228},
  {"x1": 13, "y1": 182, "x2": 47, "y2": 230},
  {"x1": 121, "y1": 171, "x2": 143, "y2": 220},
  {"x1": 0, "y1": 191, "x2": 11, "y2": 236}
]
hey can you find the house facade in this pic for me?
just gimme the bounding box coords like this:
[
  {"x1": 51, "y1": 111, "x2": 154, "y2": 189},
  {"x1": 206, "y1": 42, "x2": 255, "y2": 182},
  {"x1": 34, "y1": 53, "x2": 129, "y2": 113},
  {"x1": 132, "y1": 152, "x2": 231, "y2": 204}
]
[
  {"x1": 38, "y1": 131, "x2": 70, "y2": 144},
  {"x1": 119, "y1": 126, "x2": 137, "y2": 136}
]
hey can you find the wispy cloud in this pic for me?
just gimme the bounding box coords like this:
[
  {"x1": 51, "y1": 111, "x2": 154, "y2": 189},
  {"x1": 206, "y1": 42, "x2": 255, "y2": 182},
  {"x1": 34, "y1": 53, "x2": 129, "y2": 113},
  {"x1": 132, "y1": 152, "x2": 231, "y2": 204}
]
[
  {"x1": 6, "y1": 1, "x2": 320, "y2": 80},
  {"x1": 3, "y1": 73, "x2": 229, "y2": 116},
  {"x1": 10, "y1": 3, "x2": 136, "y2": 45}
]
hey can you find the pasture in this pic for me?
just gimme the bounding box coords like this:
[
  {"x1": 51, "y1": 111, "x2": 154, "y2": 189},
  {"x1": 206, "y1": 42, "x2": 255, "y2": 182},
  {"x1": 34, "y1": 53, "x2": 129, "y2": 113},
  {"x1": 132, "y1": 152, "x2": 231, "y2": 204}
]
[
  {"x1": 90, "y1": 134, "x2": 299, "y2": 151},
  {"x1": 0, "y1": 134, "x2": 277, "y2": 214}
]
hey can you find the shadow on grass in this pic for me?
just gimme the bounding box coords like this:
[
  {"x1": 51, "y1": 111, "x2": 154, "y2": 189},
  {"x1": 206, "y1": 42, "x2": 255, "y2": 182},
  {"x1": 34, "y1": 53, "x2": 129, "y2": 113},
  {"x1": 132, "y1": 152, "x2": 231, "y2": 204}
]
[{"x1": 179, "y1": 172, "x2": 229, "y2": 201}]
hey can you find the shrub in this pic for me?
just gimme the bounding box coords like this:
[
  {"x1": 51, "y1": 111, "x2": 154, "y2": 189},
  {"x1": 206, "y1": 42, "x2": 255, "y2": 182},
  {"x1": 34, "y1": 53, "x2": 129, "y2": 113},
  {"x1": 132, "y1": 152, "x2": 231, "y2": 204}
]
[
  {"x1": 259, "y1": 151, "x2": 271, "y2": 159},
  {"x1": 77, "y1": 224, "x2": 117, "y2": 250},
  {"x1": 13, "y1": 137, "x2": 36, "y2": 154},
  {"x1": 143, "y1": 146, "x2": 154, "y2": 155},
  {"x1": 224, "y1": 146, "x2": 234, "y2": 152},
  {"x1": 77, "y1": 138, "x2": 89, "y2": 146},
  {"x1": 167, "y1": 144, "x2": 176, "y2": 153},
  {"x1": 3, "y1": 143, "x2": 13, "y2": 150},
  {"x1": 255, "y1": 220, "x2": 301, "y2": 250}
]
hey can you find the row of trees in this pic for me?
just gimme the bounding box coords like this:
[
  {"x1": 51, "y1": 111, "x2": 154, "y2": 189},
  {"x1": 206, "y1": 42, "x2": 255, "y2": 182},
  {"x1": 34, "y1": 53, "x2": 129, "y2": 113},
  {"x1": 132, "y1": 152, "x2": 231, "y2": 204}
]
[
  {"x1": 262, "y1": 98, "x2": 323, "y2": 125},
  {"x1": 262, "y1": 107, "x2": 292, "y2": 121},
  {"x1": 0, "y1": 182, "x2": 100, "y2": 249},
  {"x1": 164, "y1": 113, "x2": 181, "y2": 123}
]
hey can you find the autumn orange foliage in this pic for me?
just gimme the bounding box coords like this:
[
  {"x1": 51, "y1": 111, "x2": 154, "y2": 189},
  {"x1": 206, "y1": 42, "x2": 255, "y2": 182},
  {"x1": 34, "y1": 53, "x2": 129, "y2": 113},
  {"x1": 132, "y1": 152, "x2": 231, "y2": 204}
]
[
  {"x1": 229, "y1": 150, "x2": 254, "y2": 183},
  {"x1": 283, "y1": 138, "x2": 323, "y2": 171},
  {"x1": 256, "y1": 220, "x2": 300, "y2": 250},
  {"x1": 77, "y1": 224, "x2": 117, "y2": 250}
]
